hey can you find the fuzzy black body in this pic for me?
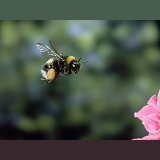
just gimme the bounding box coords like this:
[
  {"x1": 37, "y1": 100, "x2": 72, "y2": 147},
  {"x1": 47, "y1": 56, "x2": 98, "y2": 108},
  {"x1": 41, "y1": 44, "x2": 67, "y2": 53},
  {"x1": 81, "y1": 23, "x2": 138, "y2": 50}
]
[
  {"x1": 37, "y1": 41, "x2": 81, "y2": 83},
  {"x1": 41, "y1": 56, "x2": 81, "y2": 82}
]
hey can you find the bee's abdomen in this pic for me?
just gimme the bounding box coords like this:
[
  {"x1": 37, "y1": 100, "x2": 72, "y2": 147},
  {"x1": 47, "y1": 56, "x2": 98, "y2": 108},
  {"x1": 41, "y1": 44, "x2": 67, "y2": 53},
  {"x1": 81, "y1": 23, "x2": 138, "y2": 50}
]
[
  {"x1": 53, "y1": 60, "x2": 65, "y2": 73},
  {"x1": 43, "y1": 64, "x2": 49, "y2": 71}
]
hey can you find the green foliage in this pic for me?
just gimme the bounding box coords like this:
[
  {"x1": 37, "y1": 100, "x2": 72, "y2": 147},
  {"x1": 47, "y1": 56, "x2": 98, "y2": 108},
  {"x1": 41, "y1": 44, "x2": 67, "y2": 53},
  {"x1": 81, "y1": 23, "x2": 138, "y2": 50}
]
[{"x1": 0, "y1": 20, "x2": 159, "y2": 139}]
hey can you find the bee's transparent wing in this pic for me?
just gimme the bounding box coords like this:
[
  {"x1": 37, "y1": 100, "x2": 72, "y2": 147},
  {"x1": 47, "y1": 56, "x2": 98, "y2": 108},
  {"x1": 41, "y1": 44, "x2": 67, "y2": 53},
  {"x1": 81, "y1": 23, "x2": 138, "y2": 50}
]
[
  {"x1": 37, "y1": 43, "x2": 63, "y2": 60},
  {"x1": 49, "y1": 40, "x2": 64, "y2": 58},
  {"x1": 37, "y1": 43, "x2": 54, "y2": 56}
]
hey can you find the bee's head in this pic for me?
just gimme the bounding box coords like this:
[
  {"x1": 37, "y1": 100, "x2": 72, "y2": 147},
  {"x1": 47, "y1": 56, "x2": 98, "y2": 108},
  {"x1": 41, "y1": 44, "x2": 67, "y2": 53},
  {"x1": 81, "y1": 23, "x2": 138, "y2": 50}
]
[
  {"x1": 67, "y1": 56, "x2": 88, "y2": 74},
  {"x1": 71, "y1": 58, "x2": 88, "y2": 74},
  {"x1": 71, "y1": 60, "x2": 81, "y2": 74}
]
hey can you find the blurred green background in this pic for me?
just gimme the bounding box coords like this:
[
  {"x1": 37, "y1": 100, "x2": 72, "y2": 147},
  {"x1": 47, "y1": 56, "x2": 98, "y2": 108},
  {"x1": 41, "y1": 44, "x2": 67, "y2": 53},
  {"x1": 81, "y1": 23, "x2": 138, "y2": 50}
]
[{"x1": 0, "y1": 20, "x2": 160, "y2": 140}]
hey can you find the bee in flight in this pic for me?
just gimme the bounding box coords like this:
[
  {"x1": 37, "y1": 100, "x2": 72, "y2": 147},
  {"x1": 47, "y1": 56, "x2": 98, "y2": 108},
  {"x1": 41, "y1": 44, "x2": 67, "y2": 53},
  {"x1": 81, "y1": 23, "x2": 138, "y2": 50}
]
[{"x1": 37, "y1": 40, "x2": 87, "y2": 83}]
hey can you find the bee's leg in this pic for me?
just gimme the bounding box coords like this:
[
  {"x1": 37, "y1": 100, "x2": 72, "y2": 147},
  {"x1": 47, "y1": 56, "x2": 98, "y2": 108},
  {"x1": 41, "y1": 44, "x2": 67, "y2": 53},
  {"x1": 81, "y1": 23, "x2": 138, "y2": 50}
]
[
  {"x1": 40, "y1": 78, "x2": 48, "y2": 84},
  {"x1": 41, "y1": 78, "x2": 46, "y2": 81},
  {"x1": 63, "y1": 65, "x2": 68, "y2": 75},
  {"x1": 64, "y1": 66, "x2": 71, "y2": 75},
  {"x1": 47, "y1": 80, "x2": 52, "y2": 83}
]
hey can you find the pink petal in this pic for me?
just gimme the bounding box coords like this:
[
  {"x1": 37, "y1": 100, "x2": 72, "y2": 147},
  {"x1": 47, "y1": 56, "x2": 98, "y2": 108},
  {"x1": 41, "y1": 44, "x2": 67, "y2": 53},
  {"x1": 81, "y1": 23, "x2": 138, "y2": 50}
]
[
  {"x1": 148, "y1": 93, "x2": 160, "y2": 113},
  {"x1": 148, "y1": 114, "x2": 160, "y2": 123},
  {"x1": 134, "y1": 104, "x2": 158, "y2": 120},
  {"x1": 142, "y1": 115, "x2": 160, "y2": 134},
  {"x1": 133, "y1": 134, "x2": 160, "y2": 140},
  {"x1": 147, "y1": 95, "x2": 157, "y2": 106},
  {"x1": 157, "y1": 90, "x2": 160, "y2": 108}
]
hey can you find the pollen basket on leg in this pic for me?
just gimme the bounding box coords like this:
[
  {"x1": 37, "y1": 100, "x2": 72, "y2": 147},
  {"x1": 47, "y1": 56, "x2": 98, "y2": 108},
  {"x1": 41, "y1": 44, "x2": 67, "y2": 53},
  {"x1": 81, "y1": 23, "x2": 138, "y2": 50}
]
[{"x1": 47, "y1": 69, "x2": 56, "y2": 80}]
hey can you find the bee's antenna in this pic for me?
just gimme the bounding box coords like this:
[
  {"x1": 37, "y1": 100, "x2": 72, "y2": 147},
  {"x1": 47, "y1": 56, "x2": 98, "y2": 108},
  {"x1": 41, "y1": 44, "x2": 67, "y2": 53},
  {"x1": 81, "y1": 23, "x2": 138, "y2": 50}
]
[
  {"x1": 78, "y1": 58, "x2": 81, "y2": 62},
  {"x1": 78, "y1": 58, "x2": 88, "y2": 65},
  {"x1": 80, "y1": 60, "x2": 88, "y2": 65}
]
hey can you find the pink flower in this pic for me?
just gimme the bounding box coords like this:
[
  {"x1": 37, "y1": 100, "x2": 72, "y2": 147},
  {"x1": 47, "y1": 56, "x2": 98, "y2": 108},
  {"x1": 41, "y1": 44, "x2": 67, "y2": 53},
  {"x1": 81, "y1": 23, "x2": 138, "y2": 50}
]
[
  {"x1": 133, "y1": 90, "x2": 160, "y2": 140},
  {"x1": 133, "y1": 133, "x2": 160, "y2": 140}
]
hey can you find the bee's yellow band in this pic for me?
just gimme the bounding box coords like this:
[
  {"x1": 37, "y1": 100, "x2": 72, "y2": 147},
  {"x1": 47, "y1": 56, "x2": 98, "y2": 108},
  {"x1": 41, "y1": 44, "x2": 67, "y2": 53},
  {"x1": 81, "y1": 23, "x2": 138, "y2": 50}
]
[
  {"x1": 66, "y1": 56, "x2": 75, "y2": 64},
  {"x1": 47, "y1": 58, "x2": 54, "y2": 65}
]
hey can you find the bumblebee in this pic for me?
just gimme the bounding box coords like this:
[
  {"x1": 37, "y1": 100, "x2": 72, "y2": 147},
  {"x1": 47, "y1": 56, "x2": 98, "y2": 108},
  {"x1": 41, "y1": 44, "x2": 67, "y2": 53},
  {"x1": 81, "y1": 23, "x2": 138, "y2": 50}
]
[{"x1": 37, "y1": 40, "x2": 86, "y2": 83}]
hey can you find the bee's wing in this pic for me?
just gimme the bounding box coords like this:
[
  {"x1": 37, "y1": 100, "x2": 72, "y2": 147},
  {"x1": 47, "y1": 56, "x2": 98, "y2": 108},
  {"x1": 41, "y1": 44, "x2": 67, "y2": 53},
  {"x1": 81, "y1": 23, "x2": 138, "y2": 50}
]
[
  {"x1": 49, "y1": 40, "x2": 64, "y2": 58},
  {"x1": 37, "y1": 43, "x2": 63, "y2": 60}
]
